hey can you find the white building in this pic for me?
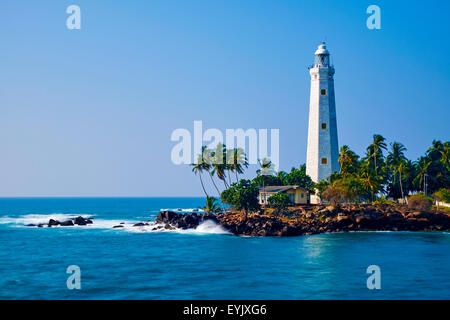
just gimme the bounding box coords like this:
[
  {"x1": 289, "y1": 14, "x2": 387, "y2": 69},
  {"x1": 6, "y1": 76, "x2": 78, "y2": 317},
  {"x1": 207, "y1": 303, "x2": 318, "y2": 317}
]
[{"x1": 306, "y1": 42, "x2": 339, "y2": 203}]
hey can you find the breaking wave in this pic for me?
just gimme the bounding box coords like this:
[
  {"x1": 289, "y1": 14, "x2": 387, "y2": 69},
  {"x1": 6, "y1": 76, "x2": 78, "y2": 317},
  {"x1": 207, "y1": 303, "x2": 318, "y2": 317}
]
[{"x1": 0, "y1": 213, "x2": 230, "y2": 235}]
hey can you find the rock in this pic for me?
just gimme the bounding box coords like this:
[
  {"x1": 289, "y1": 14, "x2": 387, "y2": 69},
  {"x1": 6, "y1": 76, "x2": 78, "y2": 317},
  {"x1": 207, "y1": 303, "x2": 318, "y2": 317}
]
[
  {"x1": 60, "y1": 220, "x2": 74, "y2": 226},
  {"x1": 48, "y1": 219, "x2": 60, "y2": 227},
  {"x1": 86, "y1": 219, "x2": 93, "y2": 224},
  {"x1": 25, "y1": 224, "x2": 36, "y2": 227},
  {"x1": 74, "y1": 216, "x2": 88, "y2": 225},
  {"x1": 164, "y1": 223, "x2": 174, "y2": 230},
  {"x1": 113, "y1": 225, "x2": 124, "y2": 228},
  {"x1": 133, "y1": 223, "x2": 149, "y2": 227}
]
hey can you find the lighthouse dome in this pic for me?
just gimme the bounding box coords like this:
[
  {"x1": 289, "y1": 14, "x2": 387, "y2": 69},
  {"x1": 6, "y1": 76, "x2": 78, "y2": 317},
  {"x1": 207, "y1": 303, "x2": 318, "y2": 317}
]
[{"x1": 315, "y1": 42, "x2": 329, "y2": 55}]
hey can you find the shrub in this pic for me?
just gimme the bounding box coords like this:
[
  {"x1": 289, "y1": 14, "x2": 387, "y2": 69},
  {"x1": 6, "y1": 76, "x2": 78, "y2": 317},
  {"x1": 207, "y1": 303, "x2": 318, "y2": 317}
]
[
  {"x1": 408, "y1": 194, "x2": 433, "y2": 211},
  {"x1": 267, "y1": 192, "x2": 291, "y2": 214},
  {"x1": 432, "y1": 188, "x2": 450, "y2": 204}
]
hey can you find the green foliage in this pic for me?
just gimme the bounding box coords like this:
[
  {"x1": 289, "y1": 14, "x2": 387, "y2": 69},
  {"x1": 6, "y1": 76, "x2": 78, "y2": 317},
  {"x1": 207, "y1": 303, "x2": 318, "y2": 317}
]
[
  {"x1": 282, "y1": 166, "x2": 315, "y2": 192},
  {"x1": 202, "y1": 196, "x2": 221, "y2": 214},
  {"x1": 220, "y1": 179, "x2": 260, "y2": 219},
  {"x1": 267, "y1": 192, "x2": 291, "y2": 213},
  {"x1": 408, "y1": 193, "x2": 433, "y2": 211},
  {"x1": 432, "y1": 188, "x2": 450, "y2": 203},
  {"x1": 252, "y1": 164, "x2": 314, "y2": 192}
]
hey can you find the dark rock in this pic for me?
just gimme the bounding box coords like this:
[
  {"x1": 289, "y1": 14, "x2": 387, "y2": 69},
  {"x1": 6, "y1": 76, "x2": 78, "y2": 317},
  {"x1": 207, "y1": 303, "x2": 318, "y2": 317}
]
[
  {"x1": 60, "y1": 220, "x2": 74, "y2": 226},
  {"x1": 25, "y1": 224, "x2": 36, "y2": 227},
  {"x1": 74, "y1": 216, "x2": 88, "y2": 225},
  {"x1": 113, "y1": 225, "x2": 124, "y2": 228},
  {"x1": 133, "y1": 222, "x2": 149, "y2": 227},
  {"x1": 48, "y1": 219, "x2": 60, "y2": 227}
]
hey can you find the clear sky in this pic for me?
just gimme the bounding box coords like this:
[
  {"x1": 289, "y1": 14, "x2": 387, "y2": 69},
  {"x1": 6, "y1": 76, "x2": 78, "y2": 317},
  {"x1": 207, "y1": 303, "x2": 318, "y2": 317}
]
[{"x1": 1, "y1": 0, "x2": 449, "y2": 197}]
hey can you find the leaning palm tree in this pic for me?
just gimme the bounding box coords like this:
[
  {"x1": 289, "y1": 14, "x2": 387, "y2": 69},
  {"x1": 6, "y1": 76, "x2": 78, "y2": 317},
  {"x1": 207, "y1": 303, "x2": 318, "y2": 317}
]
[
  {"x1": 202, "y1": 196, "x2": 221, "y2": 214},
  {"x1": 201, "y1": 146, "x2": 221, "y2": 196},
  {"x1": 211, "y1": 143, "x2": 229, "y2": 189},
  {"x1": 191, "y1": 158, "x2": 209, "y2": 198},
  {"x1": 367, "y1": 134, "x2": 387, "y2": 176}
]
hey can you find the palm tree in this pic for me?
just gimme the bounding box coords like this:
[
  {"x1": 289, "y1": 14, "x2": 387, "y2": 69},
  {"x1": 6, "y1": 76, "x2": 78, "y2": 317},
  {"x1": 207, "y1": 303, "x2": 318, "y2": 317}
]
[
  {"x1": 191, "y1": 158, "x2": 209, "y2": 197},
  {"x1": 358, "y1": 170, "x2": 380, "y2": 202},
  {"x1": 257, "y1": 158, "x2": 275, "y2": 210},
  {"x1": 442, "y1": 142, "x2": 450, "y2": 169},
  {"x1": 202, "y1": 196, "x2": 221, "y2": 214},
  {"x1": 396, "y1": 161, "x2": 406, "y2": 201},
  {"x1": 228, "y1": 148, "x2": 248, "y2": 183},
  {"x1": 386, "y1": 142, "x2": 408, "y2": 201},
  {"x1": 338, "y1": 145, "x2": 352, "y2": 175},
  {"x1": 212, "y1": 143, "x2": 229, "y2": 189},
  {"x1": 367, "y1": 134, "x2": 387, "y2": 175},
  {"x1": 200, "y1": 146, "x2": 221, "y2": 196},
  {"x1": 413, "y1": 157, "x2": 431, "y2": 194}
]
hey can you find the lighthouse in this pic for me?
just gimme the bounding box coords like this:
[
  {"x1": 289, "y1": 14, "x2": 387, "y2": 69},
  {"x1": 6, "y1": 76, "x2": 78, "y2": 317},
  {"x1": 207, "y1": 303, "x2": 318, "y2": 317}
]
[{"x1": 306, "y1": 42, "x2": 339, "y2": 202}]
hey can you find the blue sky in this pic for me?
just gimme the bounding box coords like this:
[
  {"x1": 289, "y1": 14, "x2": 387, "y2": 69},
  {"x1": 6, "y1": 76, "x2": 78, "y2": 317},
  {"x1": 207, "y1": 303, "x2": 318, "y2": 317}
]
[{"x1": 1, "y1": 0, "x2": 449, "y2": 196}]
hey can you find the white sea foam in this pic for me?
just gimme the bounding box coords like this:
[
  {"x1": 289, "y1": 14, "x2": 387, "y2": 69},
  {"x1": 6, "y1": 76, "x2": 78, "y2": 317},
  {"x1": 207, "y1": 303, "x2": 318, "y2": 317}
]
[
  {"x1": 0, "y1": 213, "x2": 93, "y2": 226},
  {"x1": 160, "y1": 208, "x2": 204, "y2": 213},
  {"x1": 0, "y1": 213, "x2": 230, "y2": 235}
]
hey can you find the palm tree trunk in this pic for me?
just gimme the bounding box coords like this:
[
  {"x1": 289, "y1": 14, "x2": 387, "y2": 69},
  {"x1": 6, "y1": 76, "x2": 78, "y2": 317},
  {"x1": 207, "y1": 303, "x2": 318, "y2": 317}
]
[
  {"x1": 399, "y1": 171, "x2": 404, "y2": 202},
  {"x1": 199, "y1": 174, "x2": 209, "y2": 197},
  {"x1": 235, "y1": 170, "x2": 239, "y2": 183},
  {"x1": 209, "y1": 172, "x2": 226, "y2": 213}
]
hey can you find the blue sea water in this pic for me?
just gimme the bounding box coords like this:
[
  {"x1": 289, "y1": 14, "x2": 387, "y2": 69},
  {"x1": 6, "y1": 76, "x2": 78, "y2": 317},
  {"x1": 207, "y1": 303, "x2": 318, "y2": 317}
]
[{"x1": 0, "y1": 197, "x2": 449, "y2": 300}]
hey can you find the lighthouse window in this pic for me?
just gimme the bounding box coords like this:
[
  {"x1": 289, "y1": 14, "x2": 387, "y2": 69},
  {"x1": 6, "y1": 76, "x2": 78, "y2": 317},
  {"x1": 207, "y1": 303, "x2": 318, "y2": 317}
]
[
  {"x1": 321, "y1": 158, "x2": 327, "y2": 165},
  {"x1": 321, "y1": 89, "x2": 327, "y2": 96},
  {"x1": 321, "y1": 123, "x2": 327, "y2": 130}
]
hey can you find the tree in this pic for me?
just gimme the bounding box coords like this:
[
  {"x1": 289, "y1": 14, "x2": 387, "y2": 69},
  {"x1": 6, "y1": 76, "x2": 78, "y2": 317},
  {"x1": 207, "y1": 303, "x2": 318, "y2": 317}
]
[
  {"x1": 282, "y1": 166, "x2": 315, "y2": 192},
  {"x1": 256, "y1": 158, "x2": 275, "y2": 209},
  {"x1": 366, "y1": 134, "x2": 387, "y2": 176},
  {"x1": 267, "y1": 192, "x2": 291, "y2": 214},
  {"x1": 386, "y1": 142, "x2": 407, "y2": 200},
  {"x1": 220, "y1": 180, "x2": 260, "y2": 220},
  {"x1": 211, "y1": 143, "x2": 229, "y2": 189},
  {"x1": 338, "y1": 145, "x2": 359, "y2": 175},
  {"x1": 432, "y1": 188, "x2": 450, "y2": 211},
  {"x1": 202, "y1": 196, "x2": 221, "y2": 214},
  {"x1": 191, "y1": 158, "x2": 209, "y2": 197},
  {"x1": 314, "y1": 180, "x2": 330, "y2": 202},
  {"x1": 227, "y1": 148, "x2": 248, "y2": 183}
]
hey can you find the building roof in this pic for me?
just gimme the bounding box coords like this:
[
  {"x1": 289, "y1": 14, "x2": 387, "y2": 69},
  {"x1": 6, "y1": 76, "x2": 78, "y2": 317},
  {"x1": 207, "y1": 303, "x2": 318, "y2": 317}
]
[{"x1": 259, "y1": 185, "x2": 305, "y2": 193}]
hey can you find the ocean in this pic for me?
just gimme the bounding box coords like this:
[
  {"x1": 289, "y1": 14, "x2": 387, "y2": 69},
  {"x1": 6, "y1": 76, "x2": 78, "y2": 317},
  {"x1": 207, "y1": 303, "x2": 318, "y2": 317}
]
[{"x1": 0, "y1": 197, "x2": 449, "y2": 299}]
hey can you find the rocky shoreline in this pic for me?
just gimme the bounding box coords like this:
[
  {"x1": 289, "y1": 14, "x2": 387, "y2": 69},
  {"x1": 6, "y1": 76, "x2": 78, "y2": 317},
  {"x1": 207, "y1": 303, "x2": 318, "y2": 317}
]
[
  {"x1": 25, "y1": 216, "x2": 93, "y2": 227},
  {"x1": 156, "y1": 204, "x2": 450, "y2": 236}
]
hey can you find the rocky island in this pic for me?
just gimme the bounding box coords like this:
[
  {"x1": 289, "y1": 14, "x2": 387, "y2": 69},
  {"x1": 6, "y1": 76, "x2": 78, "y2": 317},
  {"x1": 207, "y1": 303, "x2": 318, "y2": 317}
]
[{"x1": 156, "y1": 204, "x2": 450, "y2": 237}]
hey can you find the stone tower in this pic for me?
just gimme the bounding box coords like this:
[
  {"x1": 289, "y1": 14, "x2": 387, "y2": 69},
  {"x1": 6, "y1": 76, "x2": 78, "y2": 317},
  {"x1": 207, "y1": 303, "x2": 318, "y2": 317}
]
[{"x1": 306, "y1": 42, "x2": 339, "y2": 202}]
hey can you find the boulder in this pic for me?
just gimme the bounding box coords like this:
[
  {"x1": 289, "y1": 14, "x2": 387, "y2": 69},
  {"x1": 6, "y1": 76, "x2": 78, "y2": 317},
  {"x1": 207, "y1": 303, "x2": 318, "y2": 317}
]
[
  {"x1": 113, "y1": 225, "x2": 124, "y2": 228},
  {"x1": 48, "y1": 219, "x2": 60, "y2": 227},
  {"x1": 133, "y1": 223, "x2": 148, "y2": 227},
  {"x1": 60, "y1": 220, "x2": 74, "y2": 226},
  {"x1": 74, "y1": 216, "x2": 88, "y2": 225}
]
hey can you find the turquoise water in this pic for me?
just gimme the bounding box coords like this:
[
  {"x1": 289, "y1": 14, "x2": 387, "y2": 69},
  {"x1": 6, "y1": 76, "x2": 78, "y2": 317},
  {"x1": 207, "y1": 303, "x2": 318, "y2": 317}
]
[{"x1": 0, "y1": 198, "x2": 449, "y2": 300}]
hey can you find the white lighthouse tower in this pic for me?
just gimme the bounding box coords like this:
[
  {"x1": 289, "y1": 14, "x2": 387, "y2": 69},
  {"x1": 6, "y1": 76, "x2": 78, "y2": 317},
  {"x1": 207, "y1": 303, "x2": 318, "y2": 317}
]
[{"x1": 306, "y1": 42, "x2": 339, "y2": 202}]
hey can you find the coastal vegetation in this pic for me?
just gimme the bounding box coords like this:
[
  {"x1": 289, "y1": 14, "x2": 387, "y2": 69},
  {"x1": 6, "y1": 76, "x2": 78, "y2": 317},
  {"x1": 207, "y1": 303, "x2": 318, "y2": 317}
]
[{"x1": 191, "y1": 137, "x2": 449, "y2": 221}]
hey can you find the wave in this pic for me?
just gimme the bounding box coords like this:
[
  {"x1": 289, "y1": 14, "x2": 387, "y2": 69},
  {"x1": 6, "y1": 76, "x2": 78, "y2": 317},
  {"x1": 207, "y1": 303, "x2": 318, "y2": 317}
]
[
  {"x1": 0, "y1": 213, "x2": 230, "y2": 235},
  {"x1": 160, "y1": 208, "x2": 204, "y2": 213}
]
